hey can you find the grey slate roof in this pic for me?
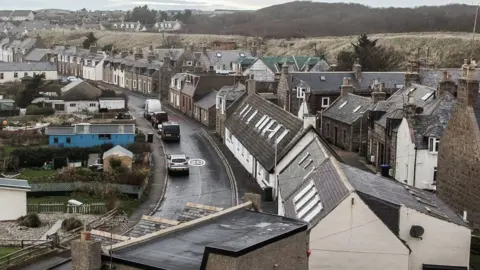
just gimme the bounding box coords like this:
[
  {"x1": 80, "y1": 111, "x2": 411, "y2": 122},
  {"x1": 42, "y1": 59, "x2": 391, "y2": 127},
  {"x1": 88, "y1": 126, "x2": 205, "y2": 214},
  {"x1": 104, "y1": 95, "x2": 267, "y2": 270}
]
[
  {"x1": 10, "y1": 10, "x2": 32, "y2": 17},
  {"x1": 113, "y1": 208, "x2": 307, "y2": 270},
  {"x1": 322, "y1": 93, "x2": 373, "y2": 125},
  {"x1": 217, "y1": 83, "x2": 246, "y2": 101},
  {"x1": 0, "y1": 62, "x2": 56, "y2": 72},
  {"x1": 342, "y1": 164, "x2": 468, "y2": 227},
  {"x1": 61, "y1": 80, "x2": 102, "y2": 101},
  {"x1": 205, "y1": 50, "x2": 252, "y2": 69},
  {"x1": 420, "y1": 68, "x2": 480, "y2": 88},
  {"x1": 410, "y1": 92, "x2": 456, "y2": 149},
  {"x1": 224, "y1": 93, "x2": 304, "y2": 171},
  {"x1": 128, "y1": 216, "x2": 177, "y2": 238},
  {"x1": 24, "y1": 48, "x2": 51, "y2": 61},
  {"x1": 152, "y1": 48, "x2": 185, "y2": 61},
  {"x1": 0, "y1": 178, "x2": 30, "y2": 190},
  {"x1": 194, "y1": 91, "x2": 217, "y2": 109}
]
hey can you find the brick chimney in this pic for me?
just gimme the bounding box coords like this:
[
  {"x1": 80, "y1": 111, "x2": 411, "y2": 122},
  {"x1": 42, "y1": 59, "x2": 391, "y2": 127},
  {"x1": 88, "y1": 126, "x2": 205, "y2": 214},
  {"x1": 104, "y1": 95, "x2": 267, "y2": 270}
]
[
  {"x1": 352, "y1": 58, "x2": 362, "y2": 80},
  {"x1": 89, "y1": 46, "x2": 97, "y2": 54},
  {"x1": 405, "y1": 61, "x2": 420, "y2": 86},
  {"x1": 71, "y1": 231, "x2": 102, "y2": 270},
  {"x1": 404, "y1": 90, "x2": 417, "y2": 123},
  {"x1": 371, "y1": 81, "x2": 386, "y2": 103},
  {"x1": 202, "y1": 44, "x2": 207, "y2": 55},
  {"x1": 281, "y1": 64, "x2": 289, "y2": 75},
  {"x1": 247, "y1": 74, "x2": 256, "y2": 95},
  {"x1": 437, "y1": 71, "x2": 457, "y2": 97},
  {"x1": 164, "y1": 56, "x2": 171, "y2": 67},
  {"x1": 251, "y1": 41, "x2": 257, "y2": 57},
  {"x1": 457, "y1": 58, "x2": 479, "y2": 107},
  {"x1": 341, "y1": 77, "x2": 354, "y2": 96}
]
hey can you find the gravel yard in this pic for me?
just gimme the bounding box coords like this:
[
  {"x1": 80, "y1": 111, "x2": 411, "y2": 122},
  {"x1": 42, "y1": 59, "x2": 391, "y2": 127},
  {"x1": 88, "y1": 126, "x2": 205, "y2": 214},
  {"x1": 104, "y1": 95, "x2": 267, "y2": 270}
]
[{"x1": 0, "y1": 213, "x2": 99, "y2": 244}]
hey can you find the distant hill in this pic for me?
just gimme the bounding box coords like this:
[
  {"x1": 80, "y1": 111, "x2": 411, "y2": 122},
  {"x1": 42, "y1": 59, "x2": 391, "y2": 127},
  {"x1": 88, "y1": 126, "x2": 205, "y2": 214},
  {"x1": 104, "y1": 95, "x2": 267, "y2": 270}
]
[{"x1": 186, "y1": 2, "x2": 479, "y2": 38}]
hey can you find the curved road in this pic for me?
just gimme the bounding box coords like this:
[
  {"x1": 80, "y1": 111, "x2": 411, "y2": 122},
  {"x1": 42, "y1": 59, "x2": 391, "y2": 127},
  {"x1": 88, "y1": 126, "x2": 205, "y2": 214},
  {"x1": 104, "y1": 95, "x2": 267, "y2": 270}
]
[{"x1": 127, "y1": 93, "x2": 233, "y2": 220}]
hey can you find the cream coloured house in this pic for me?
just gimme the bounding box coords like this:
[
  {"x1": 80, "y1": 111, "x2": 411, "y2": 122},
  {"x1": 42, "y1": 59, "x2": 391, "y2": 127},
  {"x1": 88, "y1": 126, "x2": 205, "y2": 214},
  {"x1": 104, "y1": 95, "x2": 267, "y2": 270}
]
[{"x1": 0, "y1": 179, "x2": 30, "y2": 221}]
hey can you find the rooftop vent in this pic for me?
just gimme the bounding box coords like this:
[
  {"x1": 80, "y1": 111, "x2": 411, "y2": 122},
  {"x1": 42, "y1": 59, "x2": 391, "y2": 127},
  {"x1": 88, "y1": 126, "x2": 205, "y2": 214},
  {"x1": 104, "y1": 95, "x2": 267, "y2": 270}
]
[{"x1": 216, "y1": 52, "x2": 222, "y2": 58}]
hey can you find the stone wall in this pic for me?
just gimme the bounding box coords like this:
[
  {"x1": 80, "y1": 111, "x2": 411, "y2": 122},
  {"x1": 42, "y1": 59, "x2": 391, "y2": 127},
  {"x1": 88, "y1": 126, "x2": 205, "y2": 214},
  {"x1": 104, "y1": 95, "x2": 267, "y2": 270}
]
[{"x1": 276, "y1": 70, "x2": 289, "y2": 111}]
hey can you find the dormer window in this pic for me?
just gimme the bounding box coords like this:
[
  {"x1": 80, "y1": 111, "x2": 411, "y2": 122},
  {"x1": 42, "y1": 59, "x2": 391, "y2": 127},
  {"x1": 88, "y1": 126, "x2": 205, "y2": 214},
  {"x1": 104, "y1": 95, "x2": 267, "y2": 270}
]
[
  {"x1": 428, "y1": 137, "x2": 439, "y2": 154},
  {"x1": 296, "y1": 87, "x2": 306, "y2": 99}
]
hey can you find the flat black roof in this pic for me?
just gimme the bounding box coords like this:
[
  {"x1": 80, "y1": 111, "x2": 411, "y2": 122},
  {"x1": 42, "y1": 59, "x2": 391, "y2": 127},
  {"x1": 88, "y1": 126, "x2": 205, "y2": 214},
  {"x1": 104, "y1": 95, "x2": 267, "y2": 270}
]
[{"x1": 112, "y1": 209, "x2": 307, "y2": 270}]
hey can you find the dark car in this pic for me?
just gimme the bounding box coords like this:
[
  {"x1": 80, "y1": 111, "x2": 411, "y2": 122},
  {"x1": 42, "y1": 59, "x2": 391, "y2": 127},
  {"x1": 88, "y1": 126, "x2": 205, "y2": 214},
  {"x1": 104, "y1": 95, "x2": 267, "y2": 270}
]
[
  {"x1": 151, "y1": 111, "x2": 168, "y2": 128},
  {"x1": 160, "y1": 122, "x2": 180, "y2": 142}
]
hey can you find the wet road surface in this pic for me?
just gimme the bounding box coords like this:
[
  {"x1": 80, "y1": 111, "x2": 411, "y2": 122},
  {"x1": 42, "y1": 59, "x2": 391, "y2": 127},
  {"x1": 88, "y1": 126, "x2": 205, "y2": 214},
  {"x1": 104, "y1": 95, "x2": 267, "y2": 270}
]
[{"x1": 127, "y1": 93, "x2": 233, "y2": 220}]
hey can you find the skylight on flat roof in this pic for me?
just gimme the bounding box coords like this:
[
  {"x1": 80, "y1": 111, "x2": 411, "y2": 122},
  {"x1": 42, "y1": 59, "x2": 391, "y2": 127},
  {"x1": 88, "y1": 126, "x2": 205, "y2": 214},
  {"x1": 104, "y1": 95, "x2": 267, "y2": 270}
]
[
  {"x1": 421, "y1": 92, "x2": 433, "y2": 101},
  {"x1": 246, "y1": 110, "x2": 258, "y2": 123},
  {"x1": 276, "y1": 129, "x2": 290, "y2": 144},
  {"x1": 339, "y1": 101, "x2": 348, "y2": 109},
  {"x1": 303, "y1": 166, "x2": 315, "y2": 180},
  {"x1": 353, "y1": 105, "x2": 361, "y2": 113},
  {"x1": 320, "y1": 76, "x2": 326, "y2": 81},
  {"x1": 255, "y1": 115, "x2": 267, "y2": 128}
]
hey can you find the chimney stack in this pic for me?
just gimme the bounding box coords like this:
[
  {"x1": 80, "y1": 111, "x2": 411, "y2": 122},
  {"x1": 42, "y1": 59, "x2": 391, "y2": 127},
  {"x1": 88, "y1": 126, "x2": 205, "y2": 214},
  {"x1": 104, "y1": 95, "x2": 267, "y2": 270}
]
[
  {"x1": 134, "y1": 52, "x2": 143, "y2": 60},
  {"x1": 405, "y1": 60, "x2": 420, "y2": 87},
  {"x1": 281, "y1": 64, "x2": 289, "y2": 75},
  {"x1": 202, "y1": 44, "x2": 207, "y2": 55},
  {"x1": 341, "y1": 77, "x2": 354, "y2": 96},
  {"x1": 352, "y1": 58, "x2": 362, "y2": 80},
  {"x1": 247, "y1": 74, "x2": 256, "y2": 95},
  {"x1": 251, "y1": 41, "x2": 257, "y2": 57},
  {"x1": 437, "y1": 71, "x2": 457, "y2": 97},
  {"x1": 371, "y1": 81, "x2": 386, "y2": 103},
  {"x1": 71, "y1": 231, "x2": 102, "y2": 270},
  {"x1": 164, "y1": 56, "x2": 171, "y2": 67},
  {"x1": 404, "y1": 91, "x2": 417, "y2": 123},
  {"x1": 89, "y1": 46, "x2": 97, "y2": 54},
  {"x1": 457, "y1": 59, "x2": 479, "y2": 107},
  {"x1": 244, "y1": 193, "x2": 262, "y2": 211}
]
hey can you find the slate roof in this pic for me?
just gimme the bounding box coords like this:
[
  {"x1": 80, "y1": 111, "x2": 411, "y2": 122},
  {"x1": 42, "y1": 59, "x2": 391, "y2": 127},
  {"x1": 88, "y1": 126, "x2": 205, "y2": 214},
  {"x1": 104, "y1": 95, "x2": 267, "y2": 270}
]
[
  {"x1": 224, "y1": 93, "x2": 304, "y2": 171},
  {"x1": 420, "y1": 68, "x2": 480, "y2": 88},
  {"x1": 24, "y1": 48, "x2": 51, "y2": 61},
  {"x1": 103, "y1": 145, "x2": 133, "y2": 159},
  {"x1": 60, "y1": 80, "x2": 102, "y2": 101},
  {"x1": 322, "y1": 93, "x2": 373, "y2": 125},
  {"x1": 152, "y1": 48, "x2": 185, "y2": 61},
  {"x1": 204, "y1": 50, "x2": 252, "y2": 69},
  {"x1": 409, "y1": 92, "x2": 456, "y2": 149},
  {"x1": 217, "y1": 83, "x2": 246, "y2": 101},
  {"x1": 260, "y1": 56, "x2": 322, "y2": 73},
  {"x1": 373, "y1": 83, "x2": 436, "y2": 128},
  {"x1": 0, "y1": 178, "x2": 31, "y2": 190},
  {"x1": 0, "y1": 62, "x2": 56, "y2": 72},
  {"x1": 10, "y1": 10, "x2": 32, "y2": 17},
  {"x1": 0, "y1": 11, "x2": 13, "y2": 17},
  {"x1": 194, "y1": 91, "x2": 217, "y2": 109},
  {"x1": 113, "y1": 208, "x2": 307, "y2": 270},
  {"x1": 176, "y1": 203, "x2": 223, "y2": 223},
  {"x1": 128, "y1": 216, "x2": 178, "y2": 238}
]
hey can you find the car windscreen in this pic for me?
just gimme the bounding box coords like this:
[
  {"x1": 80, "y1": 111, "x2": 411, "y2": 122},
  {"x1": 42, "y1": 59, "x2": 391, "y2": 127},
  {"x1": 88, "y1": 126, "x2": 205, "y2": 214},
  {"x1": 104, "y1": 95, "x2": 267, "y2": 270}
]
[
  {"x1": 171, "y1": 158, "x2": 186, "y2": 163},
  {"x1": 163, "y1": 125, "x2": 179, "y2": 133}
]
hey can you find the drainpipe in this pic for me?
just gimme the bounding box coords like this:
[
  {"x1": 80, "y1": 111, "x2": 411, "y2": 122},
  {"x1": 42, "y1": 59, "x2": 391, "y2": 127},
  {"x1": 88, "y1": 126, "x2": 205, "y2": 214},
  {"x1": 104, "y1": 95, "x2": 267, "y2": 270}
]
[{"x1": 413, "y1": 147, "x2": 418, "y2": 187}]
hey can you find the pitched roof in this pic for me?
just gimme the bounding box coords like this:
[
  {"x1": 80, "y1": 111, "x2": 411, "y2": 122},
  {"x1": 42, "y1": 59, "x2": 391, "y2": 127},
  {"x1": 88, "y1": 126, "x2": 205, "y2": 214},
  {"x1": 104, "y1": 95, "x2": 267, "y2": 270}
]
[
  {"x1": 420, "y1": 68, "x2": 480, "y2": 88},
  {"x1": 322, "y1": 93, "x2": 373, "y2": 125},
  {"x1": 224, "y1": 93, "x2": 303, "y2": 171},
  {"x1": 217, "y1": 83, "x2": 246, "y2": 101},
  {"x1": 0, "y1": 11, "x2": 13, "y2": 17},
  {"x1": 0, "y1": 178, "x2": 30, "y2": 190},
  {"x1": 260, "y1": 56, "x2": 322, "y2": 73},
  {"x1": 194, "y1": 91, "x2": 217, "y2": 109},
  {"x1": 24, "y1": 48, "x2": 50, "y2": 61},
  {"x1": 205, "y1": 50, "x2": 252, "y2": 69},
  {"x1": 103, "y1": 145, "x2": 133, "y2": 159},
  {"x1": 60, "y1": 80, "x2": 102, "y2": 101},
  {"x1": 10, "y1": 10, "x2": 32, "y2": 17},
  {"x1": 0, "y1": 62, "x2": 56, "y2": 72}
]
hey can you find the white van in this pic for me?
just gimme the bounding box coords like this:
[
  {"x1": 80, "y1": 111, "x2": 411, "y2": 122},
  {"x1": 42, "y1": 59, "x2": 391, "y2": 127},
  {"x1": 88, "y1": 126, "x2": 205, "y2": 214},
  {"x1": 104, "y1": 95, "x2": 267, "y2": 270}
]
[{"x1": 144, "y1": 99, "x2": 162, "y2": 119}]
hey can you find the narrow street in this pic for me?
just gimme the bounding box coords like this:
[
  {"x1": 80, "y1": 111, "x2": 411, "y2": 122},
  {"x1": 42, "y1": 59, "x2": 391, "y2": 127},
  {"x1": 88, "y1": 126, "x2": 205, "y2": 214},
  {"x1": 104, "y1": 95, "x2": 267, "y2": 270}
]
[{"x1": 126, "y1": 93, "x2": 234, "y2": 220}]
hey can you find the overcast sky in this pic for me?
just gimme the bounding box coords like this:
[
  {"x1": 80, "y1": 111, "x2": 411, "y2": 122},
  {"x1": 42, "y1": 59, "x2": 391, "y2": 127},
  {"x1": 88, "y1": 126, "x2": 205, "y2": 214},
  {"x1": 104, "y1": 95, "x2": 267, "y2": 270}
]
[{"x1": 3, "y1": 0, "x2": 478, "y2": 12}]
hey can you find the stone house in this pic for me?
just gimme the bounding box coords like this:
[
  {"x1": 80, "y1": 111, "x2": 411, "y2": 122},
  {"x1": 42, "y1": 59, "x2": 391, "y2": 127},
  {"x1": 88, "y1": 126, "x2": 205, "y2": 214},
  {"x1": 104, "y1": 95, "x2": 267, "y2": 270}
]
[
  {"x1": 193, "y1": 91, "x2": 217, "y2": 127},
  {"x1": 276, "y1": 59, "x2": 405, "y2": 118},
  {"x1": 321, "y1": 77, "x2": 374, "y2": 153},
  {"x1": 215, "y1": 82, "x2": 246, "y2": 140},
  {"x1": 437, "y1": 59, "x2": 480, "y2": 229},
  {"x1": 154, "y1": 48, "x2": 189, "y2": 100},
  {"x1": 195, "y1": 46, "x2": 253, "y2": 74},
  {"x1": 102, "y1": 145, "x2": 133, "y2": 172},
  {"x1": 243, "y1": 56, "x2": 323, "y2": 82},
  {"x1": 168, "y1": 73, "x2": 188, "y2": 110}
]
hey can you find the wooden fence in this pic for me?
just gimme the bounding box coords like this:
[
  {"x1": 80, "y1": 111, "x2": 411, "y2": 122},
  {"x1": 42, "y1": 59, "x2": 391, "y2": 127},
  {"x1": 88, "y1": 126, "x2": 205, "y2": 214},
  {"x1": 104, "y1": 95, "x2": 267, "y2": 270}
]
[
  {"x1": 0, "y1": 240, "x2": 55, "y2": 269},
  {"x1": 27, "y1": 202, "x2": 108, "y2": 214}
]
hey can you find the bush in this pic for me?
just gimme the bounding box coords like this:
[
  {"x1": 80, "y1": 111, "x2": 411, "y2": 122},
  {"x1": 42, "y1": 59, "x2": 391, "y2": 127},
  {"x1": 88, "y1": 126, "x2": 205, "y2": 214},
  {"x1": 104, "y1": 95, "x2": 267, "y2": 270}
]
[
  {"x1": 109, "y1": 158, "x2": 123, "y2": 170},
  {"x1": 17, "y1": 213, "x2": 42, "y2": 228},
  {"x1": 12, "y1": 146, "x2": 104, "y2": 167},
  {"x1": 61, "y1": 217, "x2": 83, "y2": 231},
  {"x1": 127, "y1": 142, "x2": 150, "y2": 154},
  {"x1": 26, "y1": 105, "x2": 55, "y2": 116}
]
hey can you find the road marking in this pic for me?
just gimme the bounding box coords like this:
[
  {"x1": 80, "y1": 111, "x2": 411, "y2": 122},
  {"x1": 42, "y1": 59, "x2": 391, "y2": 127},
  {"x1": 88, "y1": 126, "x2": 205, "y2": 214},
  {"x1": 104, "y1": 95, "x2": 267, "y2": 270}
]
[{"x1": 188, "y1": 158, "x2": 206, "y2": 167}]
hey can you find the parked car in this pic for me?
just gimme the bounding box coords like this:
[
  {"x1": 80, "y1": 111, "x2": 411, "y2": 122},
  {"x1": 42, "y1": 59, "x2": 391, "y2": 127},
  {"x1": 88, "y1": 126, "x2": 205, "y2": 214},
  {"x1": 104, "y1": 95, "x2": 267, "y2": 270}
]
[
  {"x1": 151, "y1": 111, "x2": 168, "y2": 128},
  {"x1": 160, "y1": 122, "x2": 180, "y2": 142},
  {"x1": 166, "y1": 154, "x2": 189, "y2": 175}
]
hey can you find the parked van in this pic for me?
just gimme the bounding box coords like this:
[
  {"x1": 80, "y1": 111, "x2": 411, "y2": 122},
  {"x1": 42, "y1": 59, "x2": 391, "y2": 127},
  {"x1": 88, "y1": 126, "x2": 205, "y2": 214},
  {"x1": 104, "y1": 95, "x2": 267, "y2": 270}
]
[
  {"x1": 160, "y1": 122, "x2": 180, "y2": 142},
  {"x1": 143, "y1": 99, "x2": 161, "y2": 119},
  {"x1": 151, "y1": 111, "x2": 169, "y2": 129}
]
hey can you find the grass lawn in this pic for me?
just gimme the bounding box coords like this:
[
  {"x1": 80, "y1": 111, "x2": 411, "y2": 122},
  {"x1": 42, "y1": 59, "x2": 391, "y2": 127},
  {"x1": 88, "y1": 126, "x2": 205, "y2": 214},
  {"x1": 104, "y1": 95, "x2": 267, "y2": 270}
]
[
  {"x1": 2, "y1": 145, "x2": 16, "y2": 156},
  {"x1": 28, "y1": 193, "x2": 140, "y2": 216},
  {"x1": 19, "y1": 169, "x2": 57, "y2": 183},
  {"x1": 0, "y1": 247, "x2": 19, "y2": 257}
]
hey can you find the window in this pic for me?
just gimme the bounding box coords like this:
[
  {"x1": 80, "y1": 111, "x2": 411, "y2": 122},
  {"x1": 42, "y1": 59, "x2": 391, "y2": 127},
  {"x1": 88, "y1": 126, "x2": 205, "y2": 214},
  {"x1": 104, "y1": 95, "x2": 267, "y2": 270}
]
[
  {"x1": 53, "y1": 137, "x2": 59, "y2": 143},
  {"x1": 24, "y1": 72, "x2": 28, "y2": 77},
  {"x1": 428, "y1": 137, "x2": 440, "y2": 153},
  {"x1": 148, "y1": 82, "x2": 151, "y2": 92},
  {"x1": 133, "y1": 80, "x2": 137, "y2": 89},
  {"x1": 66, "y1": 137, "x2": 71, "y2": 143},
  {"x1": 89, "y1": 103, "x2": 96, "y2": 107},
  {"x1": 69, "y1": 103, "x2": 76, "y2": 107},
  {"x1": 13, "y1": 72, "x2": 18, "y2": 78},
  {"x1": 296, "y1": 87, "x2": 305, "y2": 99},
  {"x1": 433, "y1": 167, "x2": 437, "y2": 184},
  {"x1": 321, "y1": 97, "x2": 330, "y2": 108},
  {"x1": 98, "y1": 134, "x2": 112, "y2": 140}
]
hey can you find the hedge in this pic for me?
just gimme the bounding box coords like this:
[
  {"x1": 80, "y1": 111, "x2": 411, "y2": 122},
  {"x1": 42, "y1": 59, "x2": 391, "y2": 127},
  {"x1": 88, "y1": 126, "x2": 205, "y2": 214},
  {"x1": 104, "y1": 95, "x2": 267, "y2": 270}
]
[{"x1": 26, "y1": 105, "x2": 55, "y2": 116}]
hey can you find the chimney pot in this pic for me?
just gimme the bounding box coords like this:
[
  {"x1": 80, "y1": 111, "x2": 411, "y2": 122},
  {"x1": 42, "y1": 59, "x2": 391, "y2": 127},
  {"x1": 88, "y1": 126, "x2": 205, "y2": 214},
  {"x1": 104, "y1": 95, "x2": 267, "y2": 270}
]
[{"x1": 244, "y1": 193, "x2": 262, "y2": 211}]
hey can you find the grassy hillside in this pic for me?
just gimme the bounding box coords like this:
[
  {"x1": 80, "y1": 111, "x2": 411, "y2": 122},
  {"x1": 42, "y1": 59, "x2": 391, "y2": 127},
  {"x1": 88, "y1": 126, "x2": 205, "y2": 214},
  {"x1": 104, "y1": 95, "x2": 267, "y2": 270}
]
[{"x1": 36, "y1": 30, "x2": 480, "y2": 68}]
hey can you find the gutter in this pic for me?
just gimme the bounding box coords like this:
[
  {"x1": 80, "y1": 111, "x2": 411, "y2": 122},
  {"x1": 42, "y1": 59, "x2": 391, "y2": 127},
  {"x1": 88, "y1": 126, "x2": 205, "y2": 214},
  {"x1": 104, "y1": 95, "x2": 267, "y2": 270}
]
[{"x1": 413, "y1": 147, "x2": 418, "y2": 187}]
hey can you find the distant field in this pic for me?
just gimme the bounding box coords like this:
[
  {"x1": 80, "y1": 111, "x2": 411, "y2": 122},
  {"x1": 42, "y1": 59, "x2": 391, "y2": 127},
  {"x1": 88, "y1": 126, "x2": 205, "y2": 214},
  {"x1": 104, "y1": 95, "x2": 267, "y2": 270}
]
[{"x1": 35, "y1": 30, "x2": 480, "y2": 68}]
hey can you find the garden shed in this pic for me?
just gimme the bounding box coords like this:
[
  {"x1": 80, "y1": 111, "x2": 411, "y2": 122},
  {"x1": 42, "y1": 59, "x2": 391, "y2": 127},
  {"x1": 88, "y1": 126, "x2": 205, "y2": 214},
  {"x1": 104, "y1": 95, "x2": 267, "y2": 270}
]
[
  {"x1": 0, "y1": 178, "x2": 31, "y2": 221},
  {"x1": 102, "y1": 145, "x2": 133, "y2": 172}
]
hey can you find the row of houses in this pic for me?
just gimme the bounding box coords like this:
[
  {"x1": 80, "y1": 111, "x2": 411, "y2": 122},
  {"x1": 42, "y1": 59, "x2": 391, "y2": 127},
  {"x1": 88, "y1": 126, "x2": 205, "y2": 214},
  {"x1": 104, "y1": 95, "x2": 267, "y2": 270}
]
[{"x1": 0, "y1": 10, "x2": 35, "y2": 21}]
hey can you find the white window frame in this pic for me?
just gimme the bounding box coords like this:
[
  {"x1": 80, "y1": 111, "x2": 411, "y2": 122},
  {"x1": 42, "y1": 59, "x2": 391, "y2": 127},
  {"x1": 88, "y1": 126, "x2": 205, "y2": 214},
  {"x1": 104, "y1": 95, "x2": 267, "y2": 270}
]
[
  {"x1": 133, "y1": 80, "x2": 137, "y2": 89},
  {"x1": 296, "y1": 87, "x2": 305, "y2": 99},
  {"x1": 428, "y1": 137, "x2": 440, "y2": 154},
  {"x1": 321, "y1": 97, "x2": 330, "y2": 108}
]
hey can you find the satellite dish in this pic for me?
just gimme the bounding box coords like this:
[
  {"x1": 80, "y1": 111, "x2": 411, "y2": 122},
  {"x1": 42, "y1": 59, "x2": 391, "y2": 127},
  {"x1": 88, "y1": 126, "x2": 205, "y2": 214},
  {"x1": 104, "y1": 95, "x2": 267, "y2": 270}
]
[
  {"x1": 415, "y1": 107, "x2": 424, "y2": 114},
  {"x1": 409, "y1": 225, "x2": 425, "y2": 238}
]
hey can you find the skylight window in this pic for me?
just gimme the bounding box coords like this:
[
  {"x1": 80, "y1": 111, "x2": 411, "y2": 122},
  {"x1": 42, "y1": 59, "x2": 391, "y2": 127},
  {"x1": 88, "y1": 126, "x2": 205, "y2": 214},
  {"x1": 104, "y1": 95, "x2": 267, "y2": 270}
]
[
  {"x1": 298, "y1": 152, "x2": 310, "y2": 165},
  {"x1": 255, "y1": 115, "x2": 267, "y2": 128},
  {"x1": 421, "y1": 92, "x2": 433, "y2": 101},
  {"x1": 320, "y1": 76, "x2": 326, "y2": 81},
  {"x1": 353, "y1": 105, "x2": 362, "y2": 113},
  {"x1": 261, "y1": 120, "x2": 276, "y2": 135},
  {"x1": 242, "y1": 107, "x2": 253, "y2": 118},
  {"x1": 425, "y1": 206, "x2": 449, "y2": 220},
  {"x1": 239, "y1": 104, "x2": 249, "y2": 116},
  {"x1": 276, "y1": 129, "x2": 290, "y2": 144},
  {"x1": 240, "y1": 52, "x2": 245, "y2": 57},
  {"x1": 304, "y1": 159, "x2": 313, "y2": 169},
  {"x1": 258, "y1": 116, "x2": 271, "y2": 131},
  {"x1": 303, "y1": 166, "x2": 315, "y2": 180},
  {"x1": 246, "y1": 110, "x2": 258, "y2": 123},
  {"x1": 294, "y1": 180, "x2": 323, "y2": 223},
  {"x1": 268, "y1": 124, "x2": 282, "y2": 139},
  {"x1": 408, "y1": 87, "x2": 416, "y2": 94},
  {"x1": 339, "y1": 101, "x2": 348, "y2": 109}
]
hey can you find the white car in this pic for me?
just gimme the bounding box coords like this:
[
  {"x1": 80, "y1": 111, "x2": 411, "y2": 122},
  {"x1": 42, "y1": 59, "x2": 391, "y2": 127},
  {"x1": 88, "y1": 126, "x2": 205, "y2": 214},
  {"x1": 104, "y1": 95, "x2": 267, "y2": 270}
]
[{"x1": 167, "y1": 154, "x2": 189, "y2": 175}]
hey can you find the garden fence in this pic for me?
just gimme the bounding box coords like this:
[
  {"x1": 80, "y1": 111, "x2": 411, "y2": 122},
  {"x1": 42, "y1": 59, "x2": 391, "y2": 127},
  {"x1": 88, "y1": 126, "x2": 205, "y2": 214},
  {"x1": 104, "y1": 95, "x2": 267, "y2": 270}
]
[{"x1": 27, "y1": 202, "x2": 107, "y2": 214}]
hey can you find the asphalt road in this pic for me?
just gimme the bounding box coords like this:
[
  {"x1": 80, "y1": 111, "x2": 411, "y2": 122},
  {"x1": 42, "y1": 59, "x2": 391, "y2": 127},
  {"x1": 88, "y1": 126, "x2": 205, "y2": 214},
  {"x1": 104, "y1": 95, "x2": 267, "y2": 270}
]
[{"x1": 126, "y1": 93, "x2": 233, "y2": 220}]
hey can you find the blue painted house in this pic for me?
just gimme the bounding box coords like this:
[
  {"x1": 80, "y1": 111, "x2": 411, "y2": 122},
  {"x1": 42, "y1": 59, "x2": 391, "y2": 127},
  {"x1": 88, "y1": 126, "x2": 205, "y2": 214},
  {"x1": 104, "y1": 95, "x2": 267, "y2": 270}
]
[{"x1": 45, "y1": 123, "x2": 135, "y2": 148}]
